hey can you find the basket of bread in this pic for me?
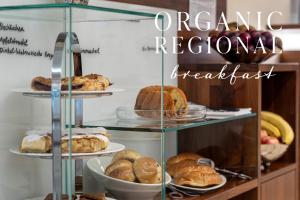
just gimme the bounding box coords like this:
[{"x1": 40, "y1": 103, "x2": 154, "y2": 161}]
[
  {"x1": 260, "y1": 111, "x2": 294, "y2": 162},
  {"x1": 87, "y1": 150, "x2": 171, "y2": 200},
  {"x1": 208, "y1": 22, "x2": 283, "y2": 63}
]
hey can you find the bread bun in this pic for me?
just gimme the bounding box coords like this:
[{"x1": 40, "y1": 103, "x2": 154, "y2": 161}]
[
  {"x1": 134, "y1": 86, "x2": 188, "y2": 118},
  {"x1": 173, "y1": 164, "x2": 217, "y2": 179},
  {"x1": 167, "y1": 159, "x2": 197, "y2": 177},
  {"x1": 105, "y1": 159, "x2": 135, "y2": 182},
  {"x1": 133, "y1": 157, "x2": 162, "y2": 184},
  {"x1": 174, "y1": 171, "x2": 222, "y2": 187},
  {"x1": 166, "y1": 153, "x2": 201, "y2": 168},
  {"x1": 112, "y1": 149, "x2": 142, "y2": 163}
]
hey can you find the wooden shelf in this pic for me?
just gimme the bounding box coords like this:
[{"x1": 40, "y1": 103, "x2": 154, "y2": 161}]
[
  {"x1": 176, "y1": 178, "x2": 258, "y2": 200},
  {"x1": 268, "y1": 24, "x2": 300, "y2": 29},
  {"x1": 261, "y1": 162, "x2": 297, "y2": 183}
]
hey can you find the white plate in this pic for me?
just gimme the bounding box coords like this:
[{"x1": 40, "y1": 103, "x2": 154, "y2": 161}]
[
  {"x1": 170, "y1": 174, "x2": 227, "y2": 193},
  {"x1": 12, "y1": 88, "x2": 124, "y2": 99},
  {"x1": 116, "y1": 105, "x2": 206, "y2": 123},
  {"x1": 10, "y1": 142, "x2": 125, "y2": 159}
]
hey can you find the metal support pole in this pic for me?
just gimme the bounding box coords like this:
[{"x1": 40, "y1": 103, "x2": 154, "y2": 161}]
[{"x1": 51, "y1": 32, "x2": 83, "y2": 200}]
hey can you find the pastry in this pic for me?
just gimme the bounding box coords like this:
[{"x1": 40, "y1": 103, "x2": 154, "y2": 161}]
[
  {"x1": 133, "y1": 157, "x2": 162, "y2": 184},
  {"x1": 80, "y1": 74, "x2": 111, "y2": 91},
  {"x1": 105, "y1": 159, "x2": 135, "y2": 182},
  {"x1": 173, "y1": 164, "x2": 217, "y2": 178},
  {"x1": 61, "y1": 134, "x2": 109, "y2": 153},
  {"x1": 173, "y1": 171, "x2": 223, "y2": 187},
  {"x1": 20, "y1": 128, "x2": 110, "y2": 154},
  {"x1": 72, "y1": 127, "x2": 110, "y2": 138},
  {"x1": 20, "y1": 135, "x2": 52, "y2": 153},
  {"x1": 31, "y1": 76, "x2": 83, "y2": 91},
  {"x1": 112, "y1": 149, "x2": 142, "y2": 163},
  {"x1": 166, "y1": 153, "x2": 201, "y2": 169},
  {"x1": 134, "y1": 86, "x2": 188, "y2": 118},
  {"x1": 31, "y1": 74, "x2": 111, "y2": 91},
  {"x1": 167, "y1": 159, "x2": 197, "y2": 177}
]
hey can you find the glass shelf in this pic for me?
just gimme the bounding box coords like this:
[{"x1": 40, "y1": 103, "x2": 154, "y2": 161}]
[
  {"x1": 0, "y1": 3, "x2": 161, "y2": 22},
  {"x1": 82, "y1": 113, "x2": 257, "y2": 132}
]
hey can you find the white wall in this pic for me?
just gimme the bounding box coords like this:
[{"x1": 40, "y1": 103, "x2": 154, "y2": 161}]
[{"x1": 227, "y1": 0, "x2": 291, "y2": 29}]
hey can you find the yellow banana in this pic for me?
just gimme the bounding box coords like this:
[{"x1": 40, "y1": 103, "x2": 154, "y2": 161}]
[
  {"x1": 261, "y1": 120, "x2": 281, "y2": 138},
  {"x1": 261, "y1": 111, "x2": 294, "y2": 145}
]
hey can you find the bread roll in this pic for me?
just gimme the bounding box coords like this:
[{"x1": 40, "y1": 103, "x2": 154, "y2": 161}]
[
  {"x1": 173, "y1": 164, "x2": 217, "y2": 178},
  {"x1": 112, "y1": 149, "x2": 142, "y2": 163},
  {"x1": 133, "y1": 157, "x2": 162, "y2": 184},
  {"x1": 105, "y1": 159, "x2": 135, "y2": 182},
  {"x1": 173, "y1": 171, "x2": 223, "y2": 187},
  {"x1": 167, "y1": 159, "x2": 197, "y2": 177},
  {"x1": 166, "y1": 153, "x2": 201, "y2": 168},
  {"x1": 20, "y1": 135, "x2": 52, "y2": 153}
]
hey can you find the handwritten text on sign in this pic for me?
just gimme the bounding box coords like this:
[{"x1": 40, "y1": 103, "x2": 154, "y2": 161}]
[{"x1": 0, "y1": 22, "x2": 101, "y2": 60}]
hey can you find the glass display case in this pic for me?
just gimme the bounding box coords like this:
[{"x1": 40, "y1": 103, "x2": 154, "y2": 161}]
[{"x1": 0, "y1": 3, "x2": 258, "y2": 200}]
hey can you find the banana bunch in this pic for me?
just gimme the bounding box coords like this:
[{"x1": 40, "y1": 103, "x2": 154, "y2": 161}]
[{"x1": 261, "y1": 111, "x2": 294, "y2": 145}]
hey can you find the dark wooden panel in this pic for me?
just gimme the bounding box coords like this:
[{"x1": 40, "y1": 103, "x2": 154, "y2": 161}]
[
  {"x1": 280, "y1": 51, "x2": 300, "y2": 63},
  {"x1": 268, "y1": 24, "x2": 300, "y2": 29},
  {"x1": 178, "y1": 70, "x2": 261, "y2": 111},
  {"x1": 180, "y1": 179, "x2": 258, "y2": 200},
  {"x1": 261, "y1": 170, "x2": 296, "y2": 200},
  {"x1": 262, "y1": 71, "x2": 298, "y2": 163},
  {"x1": 230, "y1": 188, "x2": 258, "y2": 200},
  {"x1": 178, "y1": 118, "x2": 258, "y2": 177},
  {"x1": 261, "y1": 163, "x2": 297, "y2": 183}
]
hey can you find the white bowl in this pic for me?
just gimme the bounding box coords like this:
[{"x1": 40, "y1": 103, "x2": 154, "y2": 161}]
[{"x1": 87, "y1": 157, "x2": 171, "y2": 200}]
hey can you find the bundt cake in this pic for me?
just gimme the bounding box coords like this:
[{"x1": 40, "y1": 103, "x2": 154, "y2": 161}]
[{"x1": 134, "y1": 86, "x2": 188, "y2": 118}]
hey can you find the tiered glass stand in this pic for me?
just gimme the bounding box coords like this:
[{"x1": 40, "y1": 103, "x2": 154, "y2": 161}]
[{"x1": 1, "y1": 3, "x2": 258, "y2": 200}]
